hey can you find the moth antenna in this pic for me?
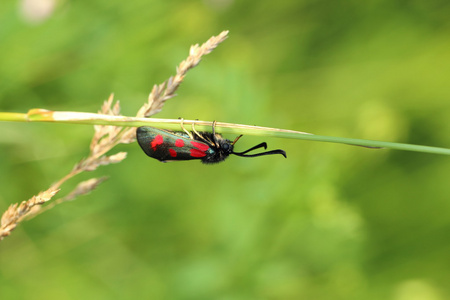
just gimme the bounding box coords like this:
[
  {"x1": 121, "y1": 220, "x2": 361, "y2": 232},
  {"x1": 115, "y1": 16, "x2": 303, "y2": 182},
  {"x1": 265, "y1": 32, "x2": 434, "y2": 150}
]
[
  {"x1": 233, "y1": 142, "x2": 268, "y2": 155},
  {"x1": 233, "y1": 149, "x2": 287, "y2": 158}
]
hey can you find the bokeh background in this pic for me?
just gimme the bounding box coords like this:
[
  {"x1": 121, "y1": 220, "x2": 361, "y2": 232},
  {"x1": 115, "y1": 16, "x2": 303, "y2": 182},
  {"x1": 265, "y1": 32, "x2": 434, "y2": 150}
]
[{"x1": 1, "y1": 0, "x2": 450, "y2": 299}]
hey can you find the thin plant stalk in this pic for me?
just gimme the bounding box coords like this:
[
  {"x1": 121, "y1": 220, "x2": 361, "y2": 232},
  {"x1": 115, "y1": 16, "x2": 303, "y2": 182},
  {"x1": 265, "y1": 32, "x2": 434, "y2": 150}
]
[{"x1": 1, "y1": 111, "x2": 450, "y2": 155}]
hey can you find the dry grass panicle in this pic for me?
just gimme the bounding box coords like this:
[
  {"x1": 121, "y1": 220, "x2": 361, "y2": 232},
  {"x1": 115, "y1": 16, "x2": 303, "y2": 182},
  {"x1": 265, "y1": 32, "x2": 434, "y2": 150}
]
[
  {"x1": 137, "y1": 30, "x2": 228, "y2": 117},
  {"x1": 0, "y1": 30, "x2": 229, "y2": 241},
  {"x1": 0, "y1": 188, "x2": 59, "y2": 240}
]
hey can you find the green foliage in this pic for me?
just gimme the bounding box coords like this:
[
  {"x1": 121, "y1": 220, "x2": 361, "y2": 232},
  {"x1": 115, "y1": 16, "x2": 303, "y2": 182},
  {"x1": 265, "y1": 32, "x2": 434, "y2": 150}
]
[{"x1": 1, "y1": 0, "x2": 450, "y2": 299}]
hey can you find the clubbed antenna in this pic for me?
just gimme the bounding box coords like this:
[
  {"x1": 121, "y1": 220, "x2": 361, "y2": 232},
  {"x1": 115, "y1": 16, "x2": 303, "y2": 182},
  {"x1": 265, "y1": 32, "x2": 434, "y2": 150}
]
[{"x1": 232, "y1": 142, "x2": 287, "y2": 158}]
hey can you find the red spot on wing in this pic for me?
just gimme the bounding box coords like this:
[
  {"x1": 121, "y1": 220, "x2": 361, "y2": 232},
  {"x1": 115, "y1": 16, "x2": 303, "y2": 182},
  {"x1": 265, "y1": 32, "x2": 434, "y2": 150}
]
[
  {"x1": 190, "y1": 149, "x2": 207, "y2": 158},
  {"x1": 190, "y1": 141, "x2": 209, "y2": 157},
  {"x1": 169, "y1": 148, "x2": 177, "y2": 157},
  {"x1": 191, "y1": 141, "x2": 209, "y2": 151},
  {"x1": 175, "y1": 139, "x2": 185, "y2": 147},
  {"x1": 151, "y1": 134, "x2": 164, "y2": 150}
]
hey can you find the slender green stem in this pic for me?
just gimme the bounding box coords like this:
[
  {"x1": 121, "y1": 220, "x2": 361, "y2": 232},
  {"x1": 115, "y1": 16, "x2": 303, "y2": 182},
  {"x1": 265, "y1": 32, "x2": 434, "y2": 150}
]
[
  {"x1": 1, "y1": 110, "x2": 450, "y2": 155},
  {"x1": 0, "y1": 112, "x2": 28, "y2": 122}
]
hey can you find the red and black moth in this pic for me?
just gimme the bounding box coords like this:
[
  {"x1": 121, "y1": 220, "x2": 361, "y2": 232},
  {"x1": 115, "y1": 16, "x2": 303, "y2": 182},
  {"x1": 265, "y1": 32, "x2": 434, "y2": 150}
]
[{"x1": 136, "y1": 121, "x2": 287, "y2": 164}]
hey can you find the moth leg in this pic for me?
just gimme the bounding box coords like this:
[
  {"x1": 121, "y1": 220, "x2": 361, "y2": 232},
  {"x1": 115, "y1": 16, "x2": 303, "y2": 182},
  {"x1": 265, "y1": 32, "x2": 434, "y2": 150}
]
[
  {"x1": 179, "y1": 118, "x2": 194, "y2": 139},
  {"x1": 232, "y1": 134, "x2": 243, "y2": 145},
  {"x1": 211, "y1": 120, "x2": 220, "y2": 147},
  {"x1": 197, "y1": 120, "x2": 220, "y2": 147},
  {"x1": 191, "y1": 120, "x2": 207, "y2": 142}
]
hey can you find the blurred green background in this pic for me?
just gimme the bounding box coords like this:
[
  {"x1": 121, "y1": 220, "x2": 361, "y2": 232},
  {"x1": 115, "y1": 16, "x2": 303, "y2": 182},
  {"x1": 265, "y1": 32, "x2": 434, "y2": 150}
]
[{"x1": 1, "y1": 0, "x2": 450, "y2": 299}]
